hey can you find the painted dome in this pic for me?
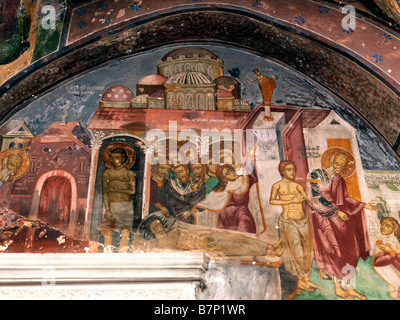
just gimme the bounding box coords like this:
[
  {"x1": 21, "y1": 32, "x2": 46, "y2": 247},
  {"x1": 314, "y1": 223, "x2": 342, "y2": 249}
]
[
  {"x1": 213, "y1": 76, "x2": 240, "y2": 86},
  {"x1": 138, "y1": 74, "x2": 167, "y2": 85},
  {"x1": 161, "y1": 47, "x2": 219, "y2": 61},
  {"x1": 165, "y1": 71, "x2": 213, "y2": 86},
  {"x1": 149, "y1": 90, "x2": 165, "y2": 99},
  {"x1": 217, "y1": 88, "x2": 234, "y2": 98},
  {"x1": 101, "y1": 85, "x2": 134, "y2": 102}
]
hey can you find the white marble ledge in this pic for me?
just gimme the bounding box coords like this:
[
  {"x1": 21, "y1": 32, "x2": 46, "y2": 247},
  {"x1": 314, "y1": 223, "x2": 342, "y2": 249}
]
[{"x1": 0, "y1": 252, "x2": 209, "y2": 285}]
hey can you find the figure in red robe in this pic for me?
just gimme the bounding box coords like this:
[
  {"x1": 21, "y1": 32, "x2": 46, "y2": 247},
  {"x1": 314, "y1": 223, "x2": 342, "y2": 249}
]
[
  {"x1": 195, "y1": 164, "x2": 257, "y2": 234},
  {"x1": 306, "y1": 153, "x2": 378, "y2": 300}
]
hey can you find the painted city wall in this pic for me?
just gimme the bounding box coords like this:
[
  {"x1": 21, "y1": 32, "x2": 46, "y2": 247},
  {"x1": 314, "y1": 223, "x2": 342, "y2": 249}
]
[{"x1": 0, "y1": 44, "x2": 400, "y2": 300}]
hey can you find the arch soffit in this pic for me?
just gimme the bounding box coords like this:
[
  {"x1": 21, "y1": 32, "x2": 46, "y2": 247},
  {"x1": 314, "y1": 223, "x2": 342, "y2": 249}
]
[{"x1": 0, "y1": 4, "x2": 399, "y2": 149}]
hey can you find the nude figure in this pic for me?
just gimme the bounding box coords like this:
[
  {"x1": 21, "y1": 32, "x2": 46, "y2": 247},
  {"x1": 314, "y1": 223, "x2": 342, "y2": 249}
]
[
  {"x1": 102, "y1": 147, "x2": 136, "y2": 252},
  {"x1": 270, "y1": 160, "x2": 322, "y2": 292}
]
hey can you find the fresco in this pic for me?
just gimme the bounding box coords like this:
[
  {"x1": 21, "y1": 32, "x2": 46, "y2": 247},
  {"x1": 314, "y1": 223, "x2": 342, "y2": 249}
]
[
  {"x1": 0, "y1": 0, "x2": 30, "y2": 66},
  {"x1": 0, "y1": 0, "x2": 65, "y2": 84},
  {"x1": 1, "y1": 43, "x2": 400, "y2": 301}
]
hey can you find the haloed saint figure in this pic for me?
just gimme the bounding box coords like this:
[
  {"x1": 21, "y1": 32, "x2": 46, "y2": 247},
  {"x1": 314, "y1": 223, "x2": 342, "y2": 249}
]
[
  {"x1": 101, "y1": 144, "x2": 136, "y2": 253},
  {"x1": 0, "y1": 148, "x2": 30, "y2": 186}
]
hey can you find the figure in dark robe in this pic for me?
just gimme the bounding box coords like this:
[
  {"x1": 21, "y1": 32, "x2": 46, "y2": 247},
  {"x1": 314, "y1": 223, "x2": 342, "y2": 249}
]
[
  {"x1": 160, "y1": 164, "x2": 206, "y2": 224},
  {"x1": 149, "y1": 163, "x2": 171, "y2": 214}
]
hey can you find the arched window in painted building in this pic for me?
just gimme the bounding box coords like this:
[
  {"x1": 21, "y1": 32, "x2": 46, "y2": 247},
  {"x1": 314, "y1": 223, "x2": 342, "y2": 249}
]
[
  {"x1": 186, "y1": 94, "x2": 193, "y2": 109},
  {"x1": 207, "y1": 93, "x2": 214, "y2": 110},
  {"x1": 198, "y1": 94, "x2": 205, "y2": 110},
  {"x1": 167, "y1": 93, "x2": 173, "y2": 109},
  {"x1": 165, "y1": 67, "x2": 172, "y2": 78},
  {"x1": 207, "y1": 66, "x2": 214, "y2": 79},
  {"x1": 177, "y1": 93, "x2": 183, "y2": 109},
  {"x1": 196, "y1": 63, "x2": 204, "y2": 73}
]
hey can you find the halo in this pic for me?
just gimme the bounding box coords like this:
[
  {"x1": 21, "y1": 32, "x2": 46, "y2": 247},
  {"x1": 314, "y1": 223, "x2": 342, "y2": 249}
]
[
  {"x1": 178, "y1": 143, "x2": 198, "y2": 164},
  {"x1": 320, "y1": 147, "x2": 356, "y2": 179},
  {"x1": 166, "y1": 141, "x2": 198, "y2": 164},
  {"x1": 102, "y1": 143, "x2": 135, "y2": 169},
  {"x1": 218, "y1": 148, "x2": 235, "y2": 165},
  {"x1": 0, "y1": 148, "x2": 31, "y2": 181}
]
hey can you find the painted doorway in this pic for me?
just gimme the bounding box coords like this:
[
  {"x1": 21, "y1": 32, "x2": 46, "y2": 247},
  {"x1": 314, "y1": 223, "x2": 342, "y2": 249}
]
[{"x1": 37, "y1": 176, "x2": 72, "y2": 229}]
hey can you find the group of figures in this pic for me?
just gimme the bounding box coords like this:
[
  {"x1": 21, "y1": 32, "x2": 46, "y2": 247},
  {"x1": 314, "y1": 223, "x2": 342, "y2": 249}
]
[
  {"x1": 148, "y1": 160, "x2": 259, "y2": 233},
  {"x1": 270, "y1": 153, "x2": 378, "y2": 300},
  {"x1": 137, "y1": 147, "x2": 285, "y2": 259},
  {"x1": 131, "y1": 145, "x2": 400, "y2": 300},
  {"x1": 1, "y1": 142, "x2": 400, "y2": 300},
  {"x1": 100, "y1": 144, "x2": 263, "y2": 251},
  {"x1": 270, "y1": 150, "x2": 400, "y2": 300}
]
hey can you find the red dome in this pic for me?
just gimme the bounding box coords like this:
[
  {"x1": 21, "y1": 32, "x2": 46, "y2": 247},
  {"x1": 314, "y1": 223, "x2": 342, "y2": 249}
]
[
  {"x1": 138, "y1": 74, "x2": 167, "y2": 85},
  {"x1": 149, "y1": 89, "x2": 165, "y2": 98},
  {"x1": 217, "y1": 88, "x2": 233, "y2": 98},
  {"x1": 101, "y1": 85, "x2": 134, "y2": 102},
  {"x1": 213, "y1": 76, "x2": 240, "y2": 85}
]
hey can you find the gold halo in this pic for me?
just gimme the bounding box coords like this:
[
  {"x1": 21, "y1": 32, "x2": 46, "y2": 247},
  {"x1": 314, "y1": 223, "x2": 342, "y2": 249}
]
[
  {"x1": 321, "y1": 147, "x2": 356, "y2": 179},
  {"x1": 102, "y1": 143, "x2": 135, "y2": 169},
  {"x1": 0, "y1": 148, "x2": 31, "y2": 181}
]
